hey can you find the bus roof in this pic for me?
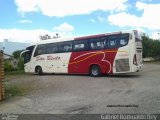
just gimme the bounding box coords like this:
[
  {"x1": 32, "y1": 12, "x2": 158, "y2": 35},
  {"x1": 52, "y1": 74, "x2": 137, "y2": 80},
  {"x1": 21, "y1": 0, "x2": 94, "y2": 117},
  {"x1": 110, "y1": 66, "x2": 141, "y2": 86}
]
[{"x1": 31, "y1": 30, "x2": 135, "y2": 46}]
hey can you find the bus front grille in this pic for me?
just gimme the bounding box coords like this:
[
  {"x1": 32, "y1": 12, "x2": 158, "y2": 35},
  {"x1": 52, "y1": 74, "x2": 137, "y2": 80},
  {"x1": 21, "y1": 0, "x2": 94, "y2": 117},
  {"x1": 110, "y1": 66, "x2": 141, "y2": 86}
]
[{"x1": 115, "y1": 59, "x2": 130, "y2": 72}]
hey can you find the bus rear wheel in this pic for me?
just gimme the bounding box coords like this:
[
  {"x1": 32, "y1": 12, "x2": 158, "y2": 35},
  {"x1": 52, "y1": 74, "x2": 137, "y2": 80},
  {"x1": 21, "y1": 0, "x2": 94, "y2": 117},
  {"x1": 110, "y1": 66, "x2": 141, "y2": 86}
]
[
  {"x1": 36, "y1": 66, "x2": 43, "y2": 75},
  {"x1": 89, "y1": 65, "x2": 101, "y2": 77}
]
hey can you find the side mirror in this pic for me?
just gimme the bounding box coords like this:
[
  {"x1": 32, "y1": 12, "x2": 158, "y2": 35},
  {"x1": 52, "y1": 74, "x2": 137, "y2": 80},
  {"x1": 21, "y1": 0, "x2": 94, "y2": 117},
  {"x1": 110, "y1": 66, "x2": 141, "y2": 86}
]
[{"x1": 20, "y1": 50, "x2": 29, "y2": 58}]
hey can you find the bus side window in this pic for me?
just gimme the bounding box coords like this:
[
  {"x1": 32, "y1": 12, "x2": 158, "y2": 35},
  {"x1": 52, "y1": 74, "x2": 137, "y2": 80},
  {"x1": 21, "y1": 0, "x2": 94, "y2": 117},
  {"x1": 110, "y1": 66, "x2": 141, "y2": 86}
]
[
  {"x1": 34, "y1": 45, "x2": 46, "y2": 56},
  {"x1": 120, "y1": 39, "x2": 127, "y2": 46},
  {"x1": 110, "y1": 40, "x2": 116, "y2": 46},
  {"x1": 46, "y1": 43, "x2": 58, "y2": 54},
  {"x1": 107, "y1": 35, "x2": 120, "y2": 48},
  {"x1": 59, "y1": 41, "x2": 72, "y2": 52},
  {"x1": 90, "y1": 37, "x2": 105, "y2": 50},
  {"x1": 73, "y1": 40, "x2": 88, "y2": 51},
  {"x1": 107, "y1": 34, "x2": 129, "y2": 48},
  {"x1": 105, "y1": 38, "x2": 109, "y2": 49},
  {"x1": 119, "y1": 34, "x2": 129, "y2": 46}
]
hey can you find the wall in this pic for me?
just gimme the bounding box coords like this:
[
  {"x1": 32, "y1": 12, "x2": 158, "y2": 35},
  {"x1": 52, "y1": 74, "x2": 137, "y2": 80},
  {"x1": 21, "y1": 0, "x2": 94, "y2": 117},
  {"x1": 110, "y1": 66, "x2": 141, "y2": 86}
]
[{"x1": 0, "y1": 51, "x2": 5, "y2": 101}]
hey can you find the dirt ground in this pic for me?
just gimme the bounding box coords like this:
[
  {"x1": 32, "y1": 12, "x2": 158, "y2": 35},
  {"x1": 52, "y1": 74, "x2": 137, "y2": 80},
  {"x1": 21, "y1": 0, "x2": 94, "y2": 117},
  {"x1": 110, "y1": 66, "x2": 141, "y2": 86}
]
[{"x1": 0, "y1": 62, "x2": 160, "y2": 114}]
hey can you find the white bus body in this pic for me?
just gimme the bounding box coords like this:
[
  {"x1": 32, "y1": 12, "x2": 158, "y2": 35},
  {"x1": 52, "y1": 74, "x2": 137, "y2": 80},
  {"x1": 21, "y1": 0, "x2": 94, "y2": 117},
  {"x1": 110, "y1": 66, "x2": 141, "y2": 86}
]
[{"x1": 22, "y1": 30, "x2": 143, "y2": 76}]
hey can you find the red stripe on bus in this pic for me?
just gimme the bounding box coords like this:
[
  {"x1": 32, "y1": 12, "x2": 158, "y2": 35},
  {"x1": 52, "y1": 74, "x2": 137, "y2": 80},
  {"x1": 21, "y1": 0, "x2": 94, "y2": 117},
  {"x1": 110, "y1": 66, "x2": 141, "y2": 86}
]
[{"x1": 68, "y1": 49, "x2": 118, "y2": 74}]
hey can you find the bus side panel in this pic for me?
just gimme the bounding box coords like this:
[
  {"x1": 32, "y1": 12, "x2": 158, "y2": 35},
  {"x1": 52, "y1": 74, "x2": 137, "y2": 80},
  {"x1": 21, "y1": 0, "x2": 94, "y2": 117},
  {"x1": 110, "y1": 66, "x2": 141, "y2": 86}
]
[
  {"x1": 103, "y1": 49, "x2": 118, "y2": 74},
  {"x1": 32, "y1": 53, "x2": 71, "y2": 73},
  {"x1": 68, "y1": 49, "x2": 118, "y2": 74}
]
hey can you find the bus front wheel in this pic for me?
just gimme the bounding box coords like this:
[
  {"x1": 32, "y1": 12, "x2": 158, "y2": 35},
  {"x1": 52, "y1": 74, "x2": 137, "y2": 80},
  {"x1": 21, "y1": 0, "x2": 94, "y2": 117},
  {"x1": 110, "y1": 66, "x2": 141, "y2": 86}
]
[
  {"x1": 36, "y1": 66, "x2": 43, "y2": 75},
  {"x1": 89, "y1": 65, "x2": 101, "y2": 77}
]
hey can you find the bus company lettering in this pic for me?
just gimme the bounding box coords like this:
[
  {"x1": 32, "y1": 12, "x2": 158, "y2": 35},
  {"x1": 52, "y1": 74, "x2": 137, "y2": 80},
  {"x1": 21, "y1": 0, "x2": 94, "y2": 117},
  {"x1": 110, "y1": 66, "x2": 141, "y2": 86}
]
[
  {"x1": 47, "y1": 55, "x2": 60, "y2": 60},
  {"x1": 36, "y1": 56, "x2": 45, "y2": 61},
  {"x1": 36, "y1": 56, "x2": 60, "y2": 61}
]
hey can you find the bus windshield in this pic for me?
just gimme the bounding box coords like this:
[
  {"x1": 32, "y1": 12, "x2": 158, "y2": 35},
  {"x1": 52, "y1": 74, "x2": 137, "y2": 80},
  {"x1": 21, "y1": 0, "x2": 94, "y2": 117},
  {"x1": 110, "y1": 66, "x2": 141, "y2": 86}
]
[{"x1": 24, "y1": 45, "x2": 35, "y2": 64}]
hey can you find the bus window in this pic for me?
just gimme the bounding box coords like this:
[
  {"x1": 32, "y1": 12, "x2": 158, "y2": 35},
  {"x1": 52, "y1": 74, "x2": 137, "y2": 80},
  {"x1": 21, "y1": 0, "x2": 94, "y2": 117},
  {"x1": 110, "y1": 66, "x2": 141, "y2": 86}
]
[
  {"x1": 90, "y1": 38, "x2": 105, "y2": 50},
  {"x1": 110, "y1": 40, "x2": 116, "y2": 46},
  {"x1": 73, "y1": 40, "x2": 88, "y2": 51},
  {"x1": 46, "y1": 43, "x2": 58, "y2": 54},
  {"x1": 108, "y1": 36, "x2": 117, "y2": 48},
  {"x1": 134, "y1": 31, "x2": 142, "y2": 41},
  {"x1": 119, "y1": 34, "x2": 129, "y2": 46},
  {"x1": 34, "y1": 45, "x2": 46, "y2": 56},
  {"x1": 24, "y1": 45, "x2": 35, "y2": 63},
  {"x1": 120, "y1": 39, "x2": 127, "y2": 45},
  {"x1": 107, "y1": 34, "x2": 129, "y2": 48},
  {"x1": 59, "y1": 41, "x2": 72, "y2": 52}
]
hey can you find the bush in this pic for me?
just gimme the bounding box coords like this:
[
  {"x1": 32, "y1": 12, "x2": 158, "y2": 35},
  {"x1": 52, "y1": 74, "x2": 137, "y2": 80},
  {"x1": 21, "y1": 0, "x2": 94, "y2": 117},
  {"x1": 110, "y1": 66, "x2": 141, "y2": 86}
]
[
  {"x1": 4, "y1": 61, "x2": 14, "y2": 71},
  {"x1": 17, "y1": 58, "x2": 24, "y2": 70}
]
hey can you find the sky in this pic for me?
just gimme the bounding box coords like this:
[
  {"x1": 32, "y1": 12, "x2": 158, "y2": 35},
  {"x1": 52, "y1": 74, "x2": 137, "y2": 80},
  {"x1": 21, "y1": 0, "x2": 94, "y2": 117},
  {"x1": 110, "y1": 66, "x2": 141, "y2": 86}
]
[{"x1": 0, "y1": 0, "x2": 160, "y2": 43}]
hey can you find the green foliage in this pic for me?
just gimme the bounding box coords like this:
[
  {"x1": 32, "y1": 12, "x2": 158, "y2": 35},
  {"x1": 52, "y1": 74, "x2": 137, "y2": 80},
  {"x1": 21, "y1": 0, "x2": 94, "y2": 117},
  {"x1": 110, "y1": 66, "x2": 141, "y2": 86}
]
[
  {"x1": 13, "y1": 50, "x2": 24, "y2": 70},
  {"x1": 5, "y1": 85, "x2": 24, "y2": 97},
  {"x1": 12, "y1": 50, "x2": 24, "y2": 59},
  {"x1": 5, "y1": 70, "x2": 25, "y2": 75},
  {"x1": 152, "y1": 40, "x2": 160, "y2": 58},
  {"x1": 17, "y1": 58, "x2": 24, "y2": 70},
  {"x1": 4, "y1": 61, "x2": 14, "y2": 71},
  {"x1": 4, "y1": 59, "x2": 24, "y2": 72},
  {"x1": 4, "y1": 50, "x2": 25, "y2": 73},
  {"x1": 142, "y1": 36, "x2": 160, "y2": 59}
]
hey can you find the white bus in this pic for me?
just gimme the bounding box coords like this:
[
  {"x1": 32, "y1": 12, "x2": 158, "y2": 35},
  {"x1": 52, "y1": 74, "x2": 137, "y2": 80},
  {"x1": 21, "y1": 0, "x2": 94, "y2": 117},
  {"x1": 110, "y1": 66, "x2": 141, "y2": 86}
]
[{"x1": 21, "y1": 30, "x2": 143, "y2": 76}]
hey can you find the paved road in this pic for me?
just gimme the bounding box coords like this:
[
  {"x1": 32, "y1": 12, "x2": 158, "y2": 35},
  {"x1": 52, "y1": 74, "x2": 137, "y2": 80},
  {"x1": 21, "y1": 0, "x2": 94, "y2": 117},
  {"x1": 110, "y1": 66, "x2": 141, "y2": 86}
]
[{"x1": 0, "y1": 63, "x2": 160, "y2": 114}]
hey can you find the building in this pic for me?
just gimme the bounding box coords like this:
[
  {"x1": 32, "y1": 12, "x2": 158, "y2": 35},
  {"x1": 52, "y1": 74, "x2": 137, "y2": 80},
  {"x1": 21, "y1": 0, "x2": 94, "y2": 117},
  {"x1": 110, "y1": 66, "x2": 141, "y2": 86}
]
[{"x1": 3, "y1": 53, "x2": 13, "y2": 60}]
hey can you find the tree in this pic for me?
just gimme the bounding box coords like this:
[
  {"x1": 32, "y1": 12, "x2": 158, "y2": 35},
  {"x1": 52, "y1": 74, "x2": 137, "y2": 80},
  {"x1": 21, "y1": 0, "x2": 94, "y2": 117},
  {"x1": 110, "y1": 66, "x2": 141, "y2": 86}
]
[
  {"x1": 17, "y1": 58, "x2": 24, "y2": 70},
  {"x1": 142, "y1": 36, "x2": 153, "y2": 58},
  {"x1": 152, "y1": 40, "x2": 160, "y2": 58},
  {"x1": 12, "y1": 50, "x2": 24, "y2": 70},
  {"x1": 142, "y1": 35, "x2": 160, "y2": 59},
  {"x1": 12, "y1": 50, "x2": 24, "y2": 59}
]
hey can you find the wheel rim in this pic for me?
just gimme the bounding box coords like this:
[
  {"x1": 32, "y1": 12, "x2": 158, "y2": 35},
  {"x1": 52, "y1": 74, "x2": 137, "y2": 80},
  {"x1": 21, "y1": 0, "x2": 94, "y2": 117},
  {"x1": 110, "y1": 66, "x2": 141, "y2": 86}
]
[
  {"x1": 92, "y1": 67, "x2": 99, "y2": 76},
  {"x1": 37, "y1": 68, "x2": 40, "y2": 73}
]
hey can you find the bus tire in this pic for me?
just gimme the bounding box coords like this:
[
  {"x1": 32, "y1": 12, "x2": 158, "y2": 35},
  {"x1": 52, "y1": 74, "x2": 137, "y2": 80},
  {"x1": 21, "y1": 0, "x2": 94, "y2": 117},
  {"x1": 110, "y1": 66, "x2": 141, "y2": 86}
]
[
  {"x1": 36, "y1": 66, "x2": 43, "y2": 75},
  {"x1": 89, "y1": 65, "x2": 101, "y2": 77}
]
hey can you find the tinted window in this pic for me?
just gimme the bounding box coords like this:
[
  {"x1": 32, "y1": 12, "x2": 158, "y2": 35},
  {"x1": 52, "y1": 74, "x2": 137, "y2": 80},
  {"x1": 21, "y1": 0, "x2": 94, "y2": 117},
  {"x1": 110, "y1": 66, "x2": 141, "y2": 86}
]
[
  {"x1": 34, "y1": 45, "x2": 46, "y2": 56},
  {"x1": 134, "y1": 31, "x2": 142, "y2": 41},
  {"x1": 46, "y1": 43, "x2": 58, "y2": 54},
  {"x1": 24, "y1": 52, "x2": 30, "y2": 64},
  {"x1": 73, "y1": 40, "x2": 88, "y2": 51},
  {"x1": 24, "y1": 45, "x2": 35, "y2": 63},
  {"x1": 107, "y1": 34, "x2": 129, "y2": 48},
  {"x1": 90, "y1": 37, "x2": 106, "y2": 50},
  {"x1": 119, "y1": 34, "x2": 129, "y2": 46},
  {"x1": 59, "y1": 41, "x2": 72, "y2": 52},
  {"x1": 108, "y1": 35, "x2": 118, "y2": 48}
]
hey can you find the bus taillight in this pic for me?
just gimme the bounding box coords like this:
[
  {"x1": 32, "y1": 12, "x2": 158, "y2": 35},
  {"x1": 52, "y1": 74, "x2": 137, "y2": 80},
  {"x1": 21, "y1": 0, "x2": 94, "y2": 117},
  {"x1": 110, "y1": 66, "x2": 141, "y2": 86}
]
[{"x1": 133, "y1": 54, "x2": 137, "y2": 65}]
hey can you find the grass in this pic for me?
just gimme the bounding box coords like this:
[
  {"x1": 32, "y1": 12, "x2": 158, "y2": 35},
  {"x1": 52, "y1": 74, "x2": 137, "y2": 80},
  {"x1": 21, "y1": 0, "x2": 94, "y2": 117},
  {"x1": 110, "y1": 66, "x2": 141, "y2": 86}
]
[
  {"x1": 153, "y1": 61, "x2": 160, "y2": 64},
  {"x1": 4, "y1": 81, "x2": 31, "y2": 98},
  {"x1": 4, "y1": 85, "x2": 25, "y2": 98},
  {"x1": 5, "y1": 85, "x2": 24, "y2": 97},
  {"x1": 3, "y1": 70, "x2": 30, "y2": 99},
  {"x1": 5, "y1": 70, "x2": 25, "y2": 75},
  {"x1": 4, "y1": 82, "x2": 34, "y2": 99}
]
